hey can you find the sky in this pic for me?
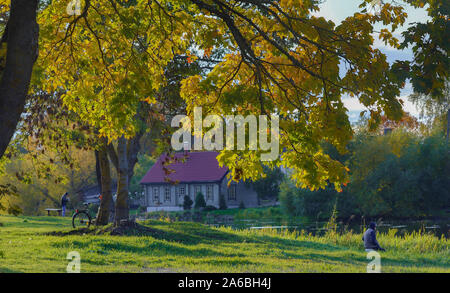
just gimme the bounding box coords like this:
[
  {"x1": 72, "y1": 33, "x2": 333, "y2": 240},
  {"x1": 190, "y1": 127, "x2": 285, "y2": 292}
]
[{"x1": 313, "y1": 0, "x2": 430, "y2": 122}]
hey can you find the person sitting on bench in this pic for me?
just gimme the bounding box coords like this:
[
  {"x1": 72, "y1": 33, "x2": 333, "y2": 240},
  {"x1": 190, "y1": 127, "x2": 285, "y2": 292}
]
[{"x1": 363, "y1": 222, "x2": 386, "y2": 252}]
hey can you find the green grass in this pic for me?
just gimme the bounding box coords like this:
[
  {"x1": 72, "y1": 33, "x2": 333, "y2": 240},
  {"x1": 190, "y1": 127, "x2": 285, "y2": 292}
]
[{"x1": 0, "y1": 215, "x2": 448, "y2": 273}]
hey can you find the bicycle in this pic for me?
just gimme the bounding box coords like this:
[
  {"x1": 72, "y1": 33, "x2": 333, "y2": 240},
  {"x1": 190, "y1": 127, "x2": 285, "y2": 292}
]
[
  {"x1": 72, "y1": 203, "x2": 96, "y2": 228},
  {"x1": 72, "y1": 195, "x2": 115, "y2": 228}
]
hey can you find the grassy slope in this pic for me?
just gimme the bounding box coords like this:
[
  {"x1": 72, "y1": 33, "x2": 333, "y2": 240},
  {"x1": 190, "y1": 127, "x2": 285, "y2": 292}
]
[{"x1": 0, "y1": 215, "x2": 448, "y2": 273}]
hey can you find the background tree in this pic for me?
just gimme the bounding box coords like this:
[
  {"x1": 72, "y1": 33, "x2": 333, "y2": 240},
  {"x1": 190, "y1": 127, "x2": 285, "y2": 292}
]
[
  {"x1": 394, "y1": 0, "x2": 449, "y2": 140},
  {"x1": 280, "y1": 124, "x2": 450, "y2": 219},
  {"x1": 246, "y1": 166, "x2": 284, "y2": 200},
  {"x1": 0, "y1": 142, "x2": 96, "y2": 215}
]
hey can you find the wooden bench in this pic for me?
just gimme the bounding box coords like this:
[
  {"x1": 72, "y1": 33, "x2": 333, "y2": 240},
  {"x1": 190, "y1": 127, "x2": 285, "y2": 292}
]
[{"x1": 45, "y1": 208, "x2": 62, "y2": 216}]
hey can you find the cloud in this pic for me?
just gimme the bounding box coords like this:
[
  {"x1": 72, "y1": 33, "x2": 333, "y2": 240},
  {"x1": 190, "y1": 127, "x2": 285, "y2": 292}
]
[{"x1": 342, "y1": 93, "x2": 420, "y2": 123}]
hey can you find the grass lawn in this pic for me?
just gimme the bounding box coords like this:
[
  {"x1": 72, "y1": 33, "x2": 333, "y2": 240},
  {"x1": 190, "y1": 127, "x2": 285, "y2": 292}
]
[{"x1": 0, "y1": 215, "x2": 448, "y2": 273}]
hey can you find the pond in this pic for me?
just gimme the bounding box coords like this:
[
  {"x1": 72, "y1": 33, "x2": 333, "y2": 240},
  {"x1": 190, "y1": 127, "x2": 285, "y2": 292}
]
[{"x1": 207, "y1": 218, "x2": 450, "y2": 238}]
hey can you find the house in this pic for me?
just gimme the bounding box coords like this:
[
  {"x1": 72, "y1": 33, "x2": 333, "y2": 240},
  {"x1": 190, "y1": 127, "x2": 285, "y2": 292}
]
[{"x1": 140, "y1": 151, "x2": 259, "y2": 212}]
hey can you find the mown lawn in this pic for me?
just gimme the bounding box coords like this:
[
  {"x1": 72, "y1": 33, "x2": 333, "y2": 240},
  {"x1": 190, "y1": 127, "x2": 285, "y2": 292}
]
[{"x1": 0, "y1": 215, "x2": 448, "y2": 273}]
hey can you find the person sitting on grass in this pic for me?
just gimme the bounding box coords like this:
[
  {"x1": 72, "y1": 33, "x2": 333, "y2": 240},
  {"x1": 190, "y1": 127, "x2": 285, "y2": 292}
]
[
  {"x1": 362, "y1": 222, "x2": 385, "y2": 252},
  {"x1": 60, "y1": 192, "x2": 69, "y2": 217}
]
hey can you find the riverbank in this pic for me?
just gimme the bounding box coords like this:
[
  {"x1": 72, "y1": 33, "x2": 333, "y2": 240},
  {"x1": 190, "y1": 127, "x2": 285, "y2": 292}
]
[
  {"x1": 0, "y1": 215, "x2": 448, "y2": 273},
  {"x1": 140, "y1": 206, "x2": 450, "y2": 238}
]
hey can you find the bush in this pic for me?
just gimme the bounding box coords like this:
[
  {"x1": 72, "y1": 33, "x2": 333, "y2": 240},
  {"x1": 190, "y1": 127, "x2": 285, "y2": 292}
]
[
  {"x1": 194, "y1": 192, "x2": 206, "y2": 209},
  {"x1": 183, "y1": 195, "x2": 193, "y2": 210},
  {"x1": 203, "y1": 205, "x2": 217, "y2": 212},
  {"x1": 219, "y1": 193, "x2": 227, "y2": 210}
]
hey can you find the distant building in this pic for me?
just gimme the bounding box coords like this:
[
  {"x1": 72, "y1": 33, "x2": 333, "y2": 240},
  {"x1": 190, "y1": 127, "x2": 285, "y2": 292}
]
[
  {"x1": 77, "y1": 185, "x2": 106, "y2": 205},
  {"x1": 77, "y1": 183, "x2": 141, "y2": 209},
  {"x1": 140, "y1": 151, "x2": 259, "y2": 212}
]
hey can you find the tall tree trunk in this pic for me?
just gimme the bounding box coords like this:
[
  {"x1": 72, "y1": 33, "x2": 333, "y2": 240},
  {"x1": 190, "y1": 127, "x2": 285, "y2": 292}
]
[
  {"x1": 114, "y1": 136, "x2": 129, "y2": 225},
  {"x1": 94, "y1": 150, "x2": 102, "y2": 189},
  {"x1": 0, "y1": 0, "x2": 39, "y2": 159},
  {"x1": 95, "y1": 142, "x2": 113, "y2": 225},
  {"x1": 127, "y1": 130, "x2": 144, "y2": 182}
]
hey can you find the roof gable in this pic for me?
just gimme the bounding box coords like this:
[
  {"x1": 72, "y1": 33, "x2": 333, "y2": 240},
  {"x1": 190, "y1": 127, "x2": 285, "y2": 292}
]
[{"x1": 140, "y1": 152, "x2": 228, "y2": 184}]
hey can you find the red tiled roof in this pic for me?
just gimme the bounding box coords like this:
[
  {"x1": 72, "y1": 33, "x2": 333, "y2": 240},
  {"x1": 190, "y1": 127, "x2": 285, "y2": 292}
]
[{"x1": 140, "y1": 151, "x2": 228, "y2": 184}]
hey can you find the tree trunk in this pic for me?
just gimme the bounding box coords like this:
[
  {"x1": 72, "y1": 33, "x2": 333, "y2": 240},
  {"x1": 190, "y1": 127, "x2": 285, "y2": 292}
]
[
  {"x1": 114, "y1": 136, "x2": 129, "y2": 225},
  {"x1": 127, "y1": 130, "x2": 144, "y2": 182},
  {"x1": 0, "y1": 0, "x2": 39, "y2": 159},
  {"x1": 95, "y1": 142, "x2": 113, "y2": 225},
  {"x1": 94, "y1": 150, "x2": 102, "y2": 190}
]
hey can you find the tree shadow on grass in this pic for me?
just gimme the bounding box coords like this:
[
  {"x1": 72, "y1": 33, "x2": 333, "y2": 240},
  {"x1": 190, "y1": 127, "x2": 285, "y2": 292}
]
[
  {"x1": 97, "y1": 241, "x2": 233, "y2": 257},
  {"x1": 45, "y1": 221, "x2": 249, "y2": 246},
  {"x1": 252, "y1": 234, "x2": 346, "y2": 252},
  {"x1": 0, "y1": 267, "x2": 22, "y2": 273}
]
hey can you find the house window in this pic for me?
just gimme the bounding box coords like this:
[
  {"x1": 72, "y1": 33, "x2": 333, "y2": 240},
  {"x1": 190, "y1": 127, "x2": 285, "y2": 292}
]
[
  {"x1": 195, "y1": 185, "x2": 202, "y2": 195},
  {"x1": 153, "y1": 187, "x2": 160, "y2": 203},
  {"x1": 179, "y1": 186, "x2": 185, "y2": 197},
  {"x1": 206, "y1": 185, "x2": 213, "y2": 201},
  {"x1": 164, "y1": 187, "x2": 171, "y2": 202},
  {"x1": 227, "y1": 184, "x2": 236, "y2": 201}
]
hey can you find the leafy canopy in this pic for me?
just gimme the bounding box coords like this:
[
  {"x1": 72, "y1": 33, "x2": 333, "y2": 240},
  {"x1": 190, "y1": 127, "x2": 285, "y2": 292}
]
[{"x1": 37, "y1": 0, "x2": 408, "y2": 190}]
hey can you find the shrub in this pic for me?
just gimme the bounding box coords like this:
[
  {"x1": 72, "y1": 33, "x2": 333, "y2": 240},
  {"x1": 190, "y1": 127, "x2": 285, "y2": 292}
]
[
  {"x1": 194, "y1": 192, "x2": 206, "y2": 209},
  {"x1": 219, "y1": 193, "x2": 227, "y2": 210},
  {"x1": 183, "y1": 195, "x2": 193, "y2": 210},
  {"x1": 203, "y1": 205, "x2": 217, "y2": 212}
]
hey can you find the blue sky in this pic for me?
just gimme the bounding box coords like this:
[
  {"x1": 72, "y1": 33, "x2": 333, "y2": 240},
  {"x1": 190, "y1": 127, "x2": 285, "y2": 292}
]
[{"x1": 313, "y1": 0, "x2": 430, "y2": 122}]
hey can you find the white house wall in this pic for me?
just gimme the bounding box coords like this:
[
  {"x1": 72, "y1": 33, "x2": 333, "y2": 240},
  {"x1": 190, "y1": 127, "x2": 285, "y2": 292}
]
[{"x1": 144, "y1": 180, "x2": 257, "y2": 211}]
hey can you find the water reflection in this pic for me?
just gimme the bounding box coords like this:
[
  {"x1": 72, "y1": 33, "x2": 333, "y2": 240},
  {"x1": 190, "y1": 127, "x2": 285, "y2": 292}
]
[{"x1": 208, "y1": 218, "x2": 450, "y2": 238}]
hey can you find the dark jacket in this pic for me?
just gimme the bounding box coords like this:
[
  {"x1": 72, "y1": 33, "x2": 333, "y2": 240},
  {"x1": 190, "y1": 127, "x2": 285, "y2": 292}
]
[
  {"x1": 362, "y1": 228, "x2": 381, "y2": 250},
  {"x1": 61, "y1": 194, "x2": 68, "y2": 206}
]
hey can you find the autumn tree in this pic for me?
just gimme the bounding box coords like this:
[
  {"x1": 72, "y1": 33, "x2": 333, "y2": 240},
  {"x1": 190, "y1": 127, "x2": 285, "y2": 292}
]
[
  {"x1": 36, "y1": 0, "x2": 410, "y2": 223},
  {"x1": 393, "y1": 0, "x2": 449, "y2": 139}
]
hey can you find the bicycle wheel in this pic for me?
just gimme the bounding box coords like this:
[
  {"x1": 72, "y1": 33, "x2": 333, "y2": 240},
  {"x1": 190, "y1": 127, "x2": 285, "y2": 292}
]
[{"x1": 72, "y1": 211, "x2": 91, "y2": 228}]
